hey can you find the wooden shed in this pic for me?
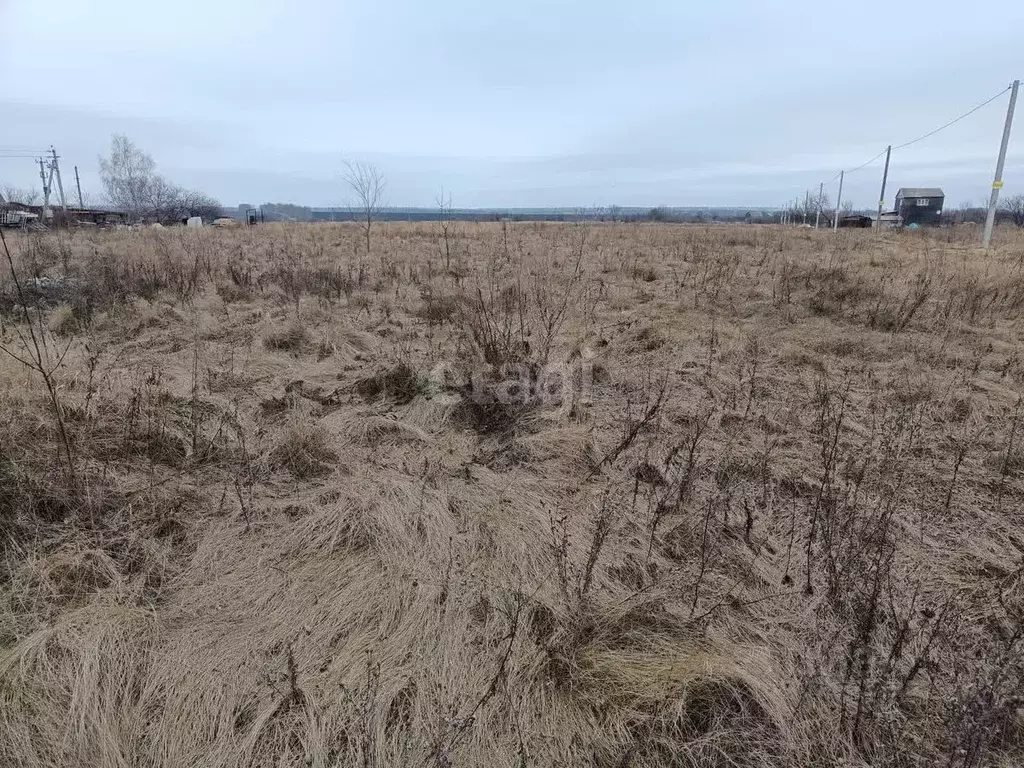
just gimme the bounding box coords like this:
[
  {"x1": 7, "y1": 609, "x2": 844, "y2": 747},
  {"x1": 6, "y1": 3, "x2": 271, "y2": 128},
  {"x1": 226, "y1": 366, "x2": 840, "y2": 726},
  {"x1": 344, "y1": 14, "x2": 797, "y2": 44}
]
[
  {"x1": 838, "y1": 214, "x2": 873, "y2": 228},
  {"x1": 895, "y1": 188, "x2": 944, "y2": 226}
]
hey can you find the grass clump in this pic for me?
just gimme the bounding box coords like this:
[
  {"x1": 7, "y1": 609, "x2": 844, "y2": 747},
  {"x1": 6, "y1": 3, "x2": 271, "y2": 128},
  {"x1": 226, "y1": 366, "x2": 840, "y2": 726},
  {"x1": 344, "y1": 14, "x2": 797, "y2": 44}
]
[
  {"x1": 263, "y1": 320, "x2": 309, "y2": 353},
  {"x1": 355, "y1": 362, "x2": 426, "y2": 404},
  {"x1": 269, "y1": 419, "x2": 338, "y2": 479}
]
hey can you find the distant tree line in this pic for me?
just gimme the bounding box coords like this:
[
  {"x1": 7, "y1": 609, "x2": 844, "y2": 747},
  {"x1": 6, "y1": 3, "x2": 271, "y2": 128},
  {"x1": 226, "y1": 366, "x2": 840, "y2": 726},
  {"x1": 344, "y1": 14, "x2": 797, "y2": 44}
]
[
  {"x1": 647, "y1": 206, "x2": 782, "y2": 224},
  {"x1": 99, "y1": 135, "x2": 221, "y2": 223},
  {"x1": 942, "y1": 196, "x2": 1024, "y2": 227},
  {"x1": 248, "y1": 194, "x2": 1024, "y2": 230},
  {"x1": 257, "y1": 203, "x2": 315, "y2": 222},
  {"x1": 1, "y1": 185, "x2": 40, "y2": 206}
]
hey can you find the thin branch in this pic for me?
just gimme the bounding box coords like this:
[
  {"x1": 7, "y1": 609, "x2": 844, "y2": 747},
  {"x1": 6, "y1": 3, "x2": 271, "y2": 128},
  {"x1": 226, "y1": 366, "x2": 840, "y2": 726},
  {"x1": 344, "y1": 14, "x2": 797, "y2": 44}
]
[{"x1": 0, "y1": 229, "x2": 77, "y2": 486}]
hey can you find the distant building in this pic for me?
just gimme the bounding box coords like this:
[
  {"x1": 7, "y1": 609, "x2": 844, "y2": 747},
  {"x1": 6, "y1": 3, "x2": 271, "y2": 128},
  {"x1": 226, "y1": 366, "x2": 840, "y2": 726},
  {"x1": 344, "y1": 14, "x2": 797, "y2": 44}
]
[
  {"x1": 873, "y1": 212, "x2": 903, "y2": 228},
  {"x1": 0, "y1": 202, "x2": 126, "y2": 227},
  {"x1": 0, "y1": 207, "x2": 39, "y2": 227},
  {"x1": 66, "y1": 207, "x2": 128, "y2": 226},
  {"x1": 895, "y1": 188, "x2": 944, "y2": 226},
  {"x1": 839, "y1": 214, "x2": 873, "y2": 228}
]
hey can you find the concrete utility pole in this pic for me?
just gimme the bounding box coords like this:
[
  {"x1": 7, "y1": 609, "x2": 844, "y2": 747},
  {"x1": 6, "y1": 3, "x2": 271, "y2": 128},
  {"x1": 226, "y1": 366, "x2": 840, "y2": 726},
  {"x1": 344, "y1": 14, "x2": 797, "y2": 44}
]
[
  {"x1": 38, "y1": 157, "x2": 51, "y2": 222},
  {"x1": 50, "y1": 147, "x2": 67, "y2": 211},
  {"x1": 803, "y1": 190, "x2": 810, "y2": 224},
  {"x1": 815, "y1": 182, "x2": 824, "y2": 228},
  {"x1": 983, "y1": 79, "x2": 1019, "y2": 249},
  {"x1": 876, "y1": 145, "x2": 891, "y2": 229},
  {"x1": 74, "y1": 165, "x2": 84, "y2": 208},
  {"x1": 833, "y1": 171, "x2": 844, "y2": 232}
]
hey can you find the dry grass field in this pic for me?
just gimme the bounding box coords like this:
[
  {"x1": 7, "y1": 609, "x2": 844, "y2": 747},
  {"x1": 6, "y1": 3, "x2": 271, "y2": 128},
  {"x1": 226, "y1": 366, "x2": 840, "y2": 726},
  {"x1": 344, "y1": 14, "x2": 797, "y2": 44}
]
[{"x1": 2, "y1": 220, "x2": 1024, "y2": 767}]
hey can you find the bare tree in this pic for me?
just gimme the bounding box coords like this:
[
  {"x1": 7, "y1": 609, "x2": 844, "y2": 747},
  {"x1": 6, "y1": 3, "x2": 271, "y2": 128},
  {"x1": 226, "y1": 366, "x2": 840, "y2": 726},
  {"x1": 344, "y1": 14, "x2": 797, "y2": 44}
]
[
  {"x1": 98, "y1": 134, "x2": 220, "y2": 223},
  {"x1": 180, "y1": 189, "x2": 222, "y2": 222},
  {"x1": 955, "y1": 200, "x2": 972, "y2": 225},
  {"x1": 812, "y1": 191, "x2": 833, "y2": 226},
  {"x1": 342, "y1": 161, "x2": 386, "y2": 256},
  {"x1": 1, "y1": 186, "x2": 41, "y2": 206},
  {"x1": 953, "y1": 200, "x2": 988, "y2": 225},
  {"x1": 1001, "y1": 195, "x2": 1024, "y2": 228},
  {"x1": 99, "y1": 135, "x2": 157, "y2": 219},
  {"x1": 436, "y1": 186, "x2": 456, "y2": 271}
]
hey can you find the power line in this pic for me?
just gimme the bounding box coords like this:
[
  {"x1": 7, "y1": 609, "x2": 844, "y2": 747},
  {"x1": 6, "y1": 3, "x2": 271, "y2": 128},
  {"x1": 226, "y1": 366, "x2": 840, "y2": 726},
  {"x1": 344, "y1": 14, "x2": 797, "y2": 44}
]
[
  {"x1": 805, "y1": 84, "x2": 1014, "y2": 224},
  {"x1": 830, "y1": 147, "x2": 889, "y2": 181},
  {"x1": 891, "y1": 85, "x2": 1012, "y2": 151}
]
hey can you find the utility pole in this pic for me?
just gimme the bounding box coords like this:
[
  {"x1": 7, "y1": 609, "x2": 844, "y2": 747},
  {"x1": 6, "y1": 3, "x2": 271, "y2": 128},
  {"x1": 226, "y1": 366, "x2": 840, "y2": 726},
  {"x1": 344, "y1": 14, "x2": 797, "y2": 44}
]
[
  {"x1": 876, "y1": 145, "x2": 891, "y2": 229},
  {"x1": 815, "y1": 182, "x2": 824, "y2": 228},
  {"x1": 50, "y1": 147, "x2": 67, "y2": 212},
  {"x1": 982, "y1": 79, "x2": 1019, "y2": 249},
  {"x1": 38, "y1": 157, "x2": 51, "y2": 222},
  {"x1": 833, "y1": 171, "x2": 844, "y2": 232},
  {"x1": 74, "y1": 165, "x2": 84, "y2": 208},
  {"x1": 803, "y1": 190, "x2": 810, "y2": 224}
]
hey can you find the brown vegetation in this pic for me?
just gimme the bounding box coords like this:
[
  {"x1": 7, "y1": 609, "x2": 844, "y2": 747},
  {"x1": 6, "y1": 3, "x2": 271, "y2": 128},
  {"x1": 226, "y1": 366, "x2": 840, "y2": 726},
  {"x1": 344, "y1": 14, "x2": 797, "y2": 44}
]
[{"x1": 2, "y1": 221, "x2": 1024, "y2": 767}]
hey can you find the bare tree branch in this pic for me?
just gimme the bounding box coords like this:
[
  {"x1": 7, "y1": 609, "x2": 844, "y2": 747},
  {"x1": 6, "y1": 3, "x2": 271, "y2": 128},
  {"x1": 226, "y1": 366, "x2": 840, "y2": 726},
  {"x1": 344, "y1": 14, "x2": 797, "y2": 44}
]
[
  {"x1": 1001, "y1": 195, "x2": 1024, "y2": 228},
  {"x1": 342, "y1": 161, "x2": 386, "y2": 257}
]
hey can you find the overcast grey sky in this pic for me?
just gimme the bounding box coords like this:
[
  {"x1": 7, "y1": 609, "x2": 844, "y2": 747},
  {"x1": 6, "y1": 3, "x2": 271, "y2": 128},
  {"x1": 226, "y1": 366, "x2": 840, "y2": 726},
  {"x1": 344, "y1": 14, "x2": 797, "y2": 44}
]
[{"x1": 2, "y1": 0, "x2": 1023, "y2": 209}]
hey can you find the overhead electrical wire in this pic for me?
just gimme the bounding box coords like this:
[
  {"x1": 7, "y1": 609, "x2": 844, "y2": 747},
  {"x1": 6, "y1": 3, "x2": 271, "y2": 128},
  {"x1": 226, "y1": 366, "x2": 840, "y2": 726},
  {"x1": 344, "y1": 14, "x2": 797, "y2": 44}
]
[
  {"x1": 795, "y1": 83, "x2": 1015, "y2": 213},
  {"x1": 830, "y1": 148, "x2": 889, "y2": 181},
  {"x1": 891, "y1": 85, "x2": 1012, "y2": 151}
]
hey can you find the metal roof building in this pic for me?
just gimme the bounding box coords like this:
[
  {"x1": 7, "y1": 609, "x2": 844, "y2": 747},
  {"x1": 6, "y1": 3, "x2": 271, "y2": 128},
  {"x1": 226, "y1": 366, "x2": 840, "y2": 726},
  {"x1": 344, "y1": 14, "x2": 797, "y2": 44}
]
[{"x1": 895, "y1": 188, "x2": 944, "y2": 226}]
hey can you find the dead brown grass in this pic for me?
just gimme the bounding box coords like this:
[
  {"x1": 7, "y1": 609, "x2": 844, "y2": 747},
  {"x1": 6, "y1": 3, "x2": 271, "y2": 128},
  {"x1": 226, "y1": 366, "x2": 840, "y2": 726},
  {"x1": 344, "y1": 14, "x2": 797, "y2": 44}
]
[{"x1": 2, "y1": 221, "x2": 1024, "y2": 767}]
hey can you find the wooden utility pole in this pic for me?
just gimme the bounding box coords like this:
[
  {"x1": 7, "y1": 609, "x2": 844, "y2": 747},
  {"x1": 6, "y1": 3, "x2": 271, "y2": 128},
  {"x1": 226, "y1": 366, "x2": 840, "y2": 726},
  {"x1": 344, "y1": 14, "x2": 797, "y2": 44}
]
[
  {"x1": 833, "y1": 171, "x2": 844, "y2": 232},
  {"x1": 815, "y1": 182, "x2": 824, "y2": 228},
  {"x1": 876, "y1": 145, "x2": 891, "y2": 229},
  {"x1": 74, "y1": 165, "x2": 84, "y2": 208},
  {"x1": 982, "y1": 79, "x2": 1019, "y2": 248}
]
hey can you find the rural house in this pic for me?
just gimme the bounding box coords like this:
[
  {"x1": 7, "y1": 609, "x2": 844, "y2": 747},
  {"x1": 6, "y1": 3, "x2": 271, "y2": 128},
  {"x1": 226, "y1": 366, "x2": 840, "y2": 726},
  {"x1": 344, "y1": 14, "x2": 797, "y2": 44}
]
[{"x1": 895, "y1": 187, "x2": 944, "y2": 226}]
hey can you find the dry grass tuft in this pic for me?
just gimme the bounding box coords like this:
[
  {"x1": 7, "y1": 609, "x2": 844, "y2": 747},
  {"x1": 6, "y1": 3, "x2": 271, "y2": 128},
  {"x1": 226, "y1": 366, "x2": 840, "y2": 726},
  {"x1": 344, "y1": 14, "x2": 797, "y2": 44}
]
[
  {"x1": 354, "y1": 362, "x2": 425, "y2": 404},
  {"x1": 269, "y1": 418, "x2": 339, "y2": 478},
  {"x1": 47, "y1": 304, "x2": 79, "y2": 336},
  {"x1": 263, "y1": 320, "x2": 309, "y2": 353}
]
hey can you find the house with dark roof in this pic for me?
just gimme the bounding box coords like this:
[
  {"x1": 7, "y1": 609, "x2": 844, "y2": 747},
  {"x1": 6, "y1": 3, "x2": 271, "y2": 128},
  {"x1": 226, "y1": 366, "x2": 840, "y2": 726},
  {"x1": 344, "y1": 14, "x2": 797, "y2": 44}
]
[{"x1": 895, "y1": 188, "x2": 944, "y2": 226}]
